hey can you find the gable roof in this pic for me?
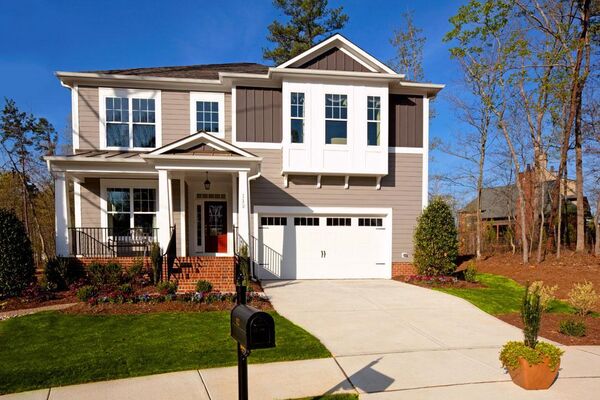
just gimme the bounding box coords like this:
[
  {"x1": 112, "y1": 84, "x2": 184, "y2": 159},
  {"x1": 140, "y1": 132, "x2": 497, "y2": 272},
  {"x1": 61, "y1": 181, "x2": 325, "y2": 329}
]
[
  {"x1": 277, "y1": 34, "x2": 398, "y2": 75},
  {"x1": 148, "y1": 131, "x2": 258, "y2": 158},
  {"x1": 85, "y1": 62, "x2": 269, "y2": 80},
  {"x1": 461, "y1": 185, "x2": 518, "y2": 219}
]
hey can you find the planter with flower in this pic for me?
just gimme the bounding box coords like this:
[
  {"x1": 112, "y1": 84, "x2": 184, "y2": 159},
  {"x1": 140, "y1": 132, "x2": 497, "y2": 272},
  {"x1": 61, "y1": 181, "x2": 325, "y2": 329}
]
[{"x1": 499, "y1": 284, "x2": 563, "y2": 390}]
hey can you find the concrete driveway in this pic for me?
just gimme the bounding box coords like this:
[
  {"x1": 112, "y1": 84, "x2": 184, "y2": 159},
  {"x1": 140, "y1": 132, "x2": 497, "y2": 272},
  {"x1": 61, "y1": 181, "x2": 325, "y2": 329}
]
[{"x1": 263, "y1": 279, "x2": 600, "y2": 398}]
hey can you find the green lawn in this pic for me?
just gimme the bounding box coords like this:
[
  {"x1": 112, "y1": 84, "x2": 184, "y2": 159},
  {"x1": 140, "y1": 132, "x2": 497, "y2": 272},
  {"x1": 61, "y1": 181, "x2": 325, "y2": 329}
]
[
  {"x1": 0, "y1": 311, "x2": 330, "y2": 395},
  {"x1": 434, "y1": 273, "x2": 574, "y2": 315}
]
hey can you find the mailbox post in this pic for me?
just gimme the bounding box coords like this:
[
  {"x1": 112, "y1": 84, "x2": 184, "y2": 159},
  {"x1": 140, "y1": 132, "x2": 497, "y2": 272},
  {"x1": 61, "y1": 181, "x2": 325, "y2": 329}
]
[{"x1": 231, "y1": 270, "x2": 275, "y2": 400}]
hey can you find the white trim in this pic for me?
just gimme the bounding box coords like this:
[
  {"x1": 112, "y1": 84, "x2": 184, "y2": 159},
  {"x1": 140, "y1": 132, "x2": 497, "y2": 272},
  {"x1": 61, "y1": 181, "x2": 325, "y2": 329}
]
[
  {"x1": 338, "y1": 47, "x2": 377, "y2": 72},
  {"x1": 98, "y1": 87, "x2": 162, "y2": 151},
  {"x1": 54, "y1": 172, "x2": 70, "y2": 256},
  {"x1": 254, "y1": 206, "x2": 392, "y2": 215},
  {"x1": 149, "y1": 131, "x2": 257, "y2": 158},
  {"x1": 387, "y1": 147, "x2": 424, "y2": 154},
  {"x1": 73, "y1": 180, "x2": 82, "y2": 228},
  {"x1": 179, "y1": 175, "x2": 187, "y2": 257},
  {"x1": 232, "y1": 141, "x2": 282, "y2": 150},
  {"x1": 189, "y1": 92, "x2": 226, "y2": 139},
  {"x1": 71, "y1": 85, "x2": 79, "y2": 150},
  {"x1": 277, "y1": 34, "x2": 398, "y2": 75},
  {"x1": 422, "y1": 96, "x2": 429, "y2": 209},
  {"x1": 231, "y1": 86, "x2": 237, "y2": 142}
]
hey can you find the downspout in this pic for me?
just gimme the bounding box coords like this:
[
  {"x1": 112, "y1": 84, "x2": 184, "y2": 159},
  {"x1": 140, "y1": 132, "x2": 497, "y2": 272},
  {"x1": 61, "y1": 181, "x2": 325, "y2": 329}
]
[{"x1": 246, "y1": 165, "x2": 261, "y2": 281}]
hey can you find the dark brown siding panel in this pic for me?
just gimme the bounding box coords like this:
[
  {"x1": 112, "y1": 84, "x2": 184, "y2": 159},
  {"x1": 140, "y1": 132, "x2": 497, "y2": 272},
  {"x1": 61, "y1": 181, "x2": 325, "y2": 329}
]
[
  {"x1": 299, "y1": 47, "x2": 369, "y2": 72},
  {"x1": 236, "y1": 87, "x2": 282, "y2": 143},
  {"x1": 389, "y1": 94, "x2": 424, "y2": 148}
]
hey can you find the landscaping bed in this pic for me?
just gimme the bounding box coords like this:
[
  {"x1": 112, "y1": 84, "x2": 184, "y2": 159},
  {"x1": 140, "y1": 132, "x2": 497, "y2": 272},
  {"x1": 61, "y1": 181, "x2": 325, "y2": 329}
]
[
  {"x1": 396, "y1": 274, "x2": 485, "y2": 289},
  {"x1": 497, "y1": 313, "x2": 600, "y2": 345}
]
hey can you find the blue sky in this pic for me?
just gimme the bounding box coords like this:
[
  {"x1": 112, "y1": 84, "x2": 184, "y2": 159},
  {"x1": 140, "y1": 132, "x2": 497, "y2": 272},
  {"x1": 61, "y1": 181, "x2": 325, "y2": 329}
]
[{"x1": 1, "y1": 0, "x2": 466, "y2": 196}]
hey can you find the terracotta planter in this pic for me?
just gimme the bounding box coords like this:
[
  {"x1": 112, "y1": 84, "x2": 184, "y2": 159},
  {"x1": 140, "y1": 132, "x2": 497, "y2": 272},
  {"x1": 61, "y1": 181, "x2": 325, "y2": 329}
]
[{"x1": 508, "y1": 356, "x2": 560, "y2": 390}]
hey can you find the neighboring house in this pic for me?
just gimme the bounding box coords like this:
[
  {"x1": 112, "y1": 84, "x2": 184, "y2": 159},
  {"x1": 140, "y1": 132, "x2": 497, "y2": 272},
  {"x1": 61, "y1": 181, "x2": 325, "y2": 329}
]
[
  {"x1": 46, "y1": 35, "x2": 443, "y2": 291},
  {"x1": 458, "y1": 161, "x2": 591, "y2": 255}
]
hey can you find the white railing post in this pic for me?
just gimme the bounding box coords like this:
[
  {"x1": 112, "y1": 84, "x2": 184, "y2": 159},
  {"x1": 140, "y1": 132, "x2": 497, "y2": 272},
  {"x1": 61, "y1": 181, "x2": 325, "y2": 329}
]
[{"x1": 54, "y1": 171, "x2": 70, "y2": 256}]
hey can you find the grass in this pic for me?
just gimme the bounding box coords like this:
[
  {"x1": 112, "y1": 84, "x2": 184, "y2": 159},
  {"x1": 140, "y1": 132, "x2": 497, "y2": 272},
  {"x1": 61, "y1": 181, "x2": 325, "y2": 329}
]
[
  {"x1": 0, "y1": 310, "x2": 330, "y2": 395},
  {"x1": 434, "y1": 273, "x2": 574, "y2": 315}
]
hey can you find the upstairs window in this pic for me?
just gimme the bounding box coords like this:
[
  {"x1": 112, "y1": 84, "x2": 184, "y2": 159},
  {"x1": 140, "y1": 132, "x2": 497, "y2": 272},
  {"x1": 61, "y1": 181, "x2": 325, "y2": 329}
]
[
  {"x1": 102, "y1": 88, "x2": 159, "y2": 149},
  {"x1": 290, "y1": 92, "x2": 305, "y2": 143},
  {"x1": 196, "y1": 101, "x2": 219, "y2": 133},
  {"x1": 367, "y1": 96, "x2": 381, "y2": 146},
  {"x1": 325, "y1": 94, "x2": 347, "y2": 144}
]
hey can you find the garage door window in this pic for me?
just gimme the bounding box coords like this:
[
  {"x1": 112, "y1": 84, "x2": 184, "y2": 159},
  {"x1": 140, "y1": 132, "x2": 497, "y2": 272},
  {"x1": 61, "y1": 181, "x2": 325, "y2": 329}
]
[
  {"x1": 358, "y1": 218, "x2": 383, "y2": 227},
  {"x1": 261, "y1": 217, "x2": 287, "y2": 226},
  {"x1": 294, "y1": 217, "x2": 320, "y2": 226},
  {"x1": 326, "y1": 217, "x2": 351, "y2": 226}
]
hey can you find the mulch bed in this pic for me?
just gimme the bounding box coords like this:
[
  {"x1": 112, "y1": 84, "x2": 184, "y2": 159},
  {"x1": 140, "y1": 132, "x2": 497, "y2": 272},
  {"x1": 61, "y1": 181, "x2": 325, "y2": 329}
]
[
  {"x1": 460, "y1": 251, "x2": 600, "y2": 299},
  {"x1": 395, "y1": 277, "x2": 485, "y2": 289},
  {"x1": 497, "y1": 313, "x2": 600, "y2": 345},
  {"x1": 0, "y1": 292, "x2": 78, "y2": 313}
]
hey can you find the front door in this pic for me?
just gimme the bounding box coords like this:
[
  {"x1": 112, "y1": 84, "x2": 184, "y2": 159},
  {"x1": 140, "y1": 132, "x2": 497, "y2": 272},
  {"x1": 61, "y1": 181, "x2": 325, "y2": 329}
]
[{"x1": 204, "y1": 201, "x2": 227, "y2": 253}]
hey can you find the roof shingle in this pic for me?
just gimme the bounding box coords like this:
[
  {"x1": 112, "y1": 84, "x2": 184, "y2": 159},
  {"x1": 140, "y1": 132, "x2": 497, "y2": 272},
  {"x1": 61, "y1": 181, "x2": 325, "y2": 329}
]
[{"x1": 86, "y1": 62, "x2": 270, "y2": 80}]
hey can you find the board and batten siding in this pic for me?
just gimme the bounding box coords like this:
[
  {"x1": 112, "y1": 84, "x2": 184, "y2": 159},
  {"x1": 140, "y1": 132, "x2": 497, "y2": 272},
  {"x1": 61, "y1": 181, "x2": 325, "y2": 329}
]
[
  {"x1": 299, "y1": 47, "x2": 369, "y2": 72},
  {"x1": 235, "y1": 87, "x2": 282, "y2": 143},
  {"x1": 389, "y1": 94, "x2": 423, "y2": 148},
  {"x1": 249, "y1": 149, "x2": 422, "y2": 261}
]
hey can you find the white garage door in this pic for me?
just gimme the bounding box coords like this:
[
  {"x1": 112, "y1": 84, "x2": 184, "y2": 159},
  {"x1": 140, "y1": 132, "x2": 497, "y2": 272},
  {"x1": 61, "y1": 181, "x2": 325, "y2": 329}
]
[{"x1": 256, "y1": 214, "x2": 390, "y2": 280}]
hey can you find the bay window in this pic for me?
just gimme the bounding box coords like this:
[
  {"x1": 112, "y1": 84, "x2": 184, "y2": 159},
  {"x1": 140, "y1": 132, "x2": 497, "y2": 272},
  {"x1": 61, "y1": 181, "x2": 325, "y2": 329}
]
[
  {"x1": 367, "y1": 96, "x2": 381, "y2": 146},
  {"x1": 325, "y1": 94, "x2": 347, "y2": 144},
  {"x1": 291, "y1": 92, "x2": 305, "y2": 143}
]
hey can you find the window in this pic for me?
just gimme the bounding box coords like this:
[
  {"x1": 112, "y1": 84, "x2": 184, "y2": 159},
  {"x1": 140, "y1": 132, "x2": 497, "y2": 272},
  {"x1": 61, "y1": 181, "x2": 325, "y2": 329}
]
[
  {"x1": 106, "y1": 97, "x2": 156, "y2": 148},
  {"x1": 291, "y1": 92, "x2": 305, "y2": 143},
  {"x1": 196, "y1": 101, "x2": 219, "y2": 133},
  {"x1": 367, "y1": 96, "x2": 381, "y2": 146},
  {"x1": 358, "y1": 218, "x2": 383, "y2": 227},
  {"x1": 325, "y1": 94, "x2": 348, "y2": 144},
  {"x1": 106, "y1": 187, "x2": 157, "y2": 236},
  {"x1": 294, "y1": 217, "x2": 319, "y2": 226},
  {"x1": 260, "y1": 217, "x2": 288, "y2": 226},
  {"x1": 326, "y1": 217, "x2": 351, "y2": 226}
]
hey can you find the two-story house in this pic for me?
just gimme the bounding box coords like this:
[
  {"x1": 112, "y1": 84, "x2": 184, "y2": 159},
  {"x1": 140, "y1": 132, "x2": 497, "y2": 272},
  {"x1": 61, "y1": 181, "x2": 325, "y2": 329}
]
[{"x1": 46, "y1": 35, "x2": 443, "y2": 291}]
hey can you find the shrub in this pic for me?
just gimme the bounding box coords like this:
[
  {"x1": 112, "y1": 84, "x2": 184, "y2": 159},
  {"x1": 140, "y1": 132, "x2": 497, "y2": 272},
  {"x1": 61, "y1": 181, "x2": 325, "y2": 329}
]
[
  {"x1": 157, "y1": 280, "x2": 177, "y2": 295},
  {"x1": 530, "y1": 281, "x2": 558, "y2": 312},
  {"x1": 87, "y1": 261, "x2": 123, "y2": 287},
  {"x1": 499, "y1": 341, "x2": 563, "y2": 372},
  {"x1": 413, "y1": 198, "x2": 458, "y2": 276},
  {"x1": 76, "y1": 285, "x2": 97, "y2": 302},
  {"x1": 559, "y1": 319, "x2": 586, "y2": 337},
  {"x1": 521, "y1": 283, "x2": 543, "y2": 348},
  {"x1": 567, "y1": 281, "x2": 597, "y2": 317},
  {"x1": 45, "y1": 257, "x2": 84, "y2": 291},
  {"x1": 117, "y1": 283, "x2": 133, "y2": 295},
  {"x1": 464, "y1": 262, "x2": 477, "y2": 283},
  {"x1": 126, "y1": 258, "x2": 145, "y2": 281},
  {"x1": 0, "y1": 208, "x2": 35, "y2": 297},
  {"x1": 195, "y1": 280, "x2": 213, "y2": 293},
  {"x1": 150, "y1": 243, "x2": 162, "y2": 285}
]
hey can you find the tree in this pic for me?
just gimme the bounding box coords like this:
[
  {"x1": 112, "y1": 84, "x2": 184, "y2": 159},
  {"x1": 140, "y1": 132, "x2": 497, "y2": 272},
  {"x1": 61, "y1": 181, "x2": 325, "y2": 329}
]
[
  {"x1": 389, "y1": 10, "x2": 425, "y2": 81},
  {"x1": 413, "y1": 197, "x2": 459, "y2": 276},
  {"x1": 263, "y1": 0, "x2": 348, "y2": 65},
  {"x1": 0, "y1": 208, "x2": 35, "y2": 297}
]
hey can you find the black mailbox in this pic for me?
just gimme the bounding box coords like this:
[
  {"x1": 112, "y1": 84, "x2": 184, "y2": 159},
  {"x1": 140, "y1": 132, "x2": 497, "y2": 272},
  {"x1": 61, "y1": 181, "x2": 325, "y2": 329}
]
[{"x1": 231, "y1": 304, "x2": 275, "y2": 350}]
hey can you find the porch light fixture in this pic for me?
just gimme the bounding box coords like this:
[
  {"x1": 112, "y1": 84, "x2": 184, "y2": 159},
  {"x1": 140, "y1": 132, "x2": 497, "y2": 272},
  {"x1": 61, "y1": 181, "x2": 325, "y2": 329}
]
[{"x1": 204, "y1": 172, "x2": 211, "y2": 191}]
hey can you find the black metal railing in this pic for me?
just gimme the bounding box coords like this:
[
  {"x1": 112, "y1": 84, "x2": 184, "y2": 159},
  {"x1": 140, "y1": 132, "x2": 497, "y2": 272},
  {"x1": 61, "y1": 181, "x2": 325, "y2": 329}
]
[
  {"x1": 69, "y1": 227, "x2": 158, "y2": 257},
  {"x1": 164, "y1": 225, "x2": 177, "y2": 281}
]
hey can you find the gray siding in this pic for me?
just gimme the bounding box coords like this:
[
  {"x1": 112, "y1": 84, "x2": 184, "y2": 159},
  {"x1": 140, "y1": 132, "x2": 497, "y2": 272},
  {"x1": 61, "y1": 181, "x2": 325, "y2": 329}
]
[
  {"x1": 389, "y1": 94, "x2": 423, "y2": 148},
  {"x1": 78, "y1": 86, "x2": 100, "y2": 149},
  {"x1": 299, "y1": 47, "x2": 369, "y2": 72},
  {"x1": 250, "y1": 150, "x2": 423, "y2": 261},
  {"x1": 80, "y1": 178, "x2": 101, "y2": 226},
  {"x1": 162, "y1": 90, "x2": 189, "y2": 146},
  {"x1": 172, "y1": 179, "x2": 182, "y2": 254},
  {"x1": 235, "y1": 87, "x2": 282, "y2": 143}
]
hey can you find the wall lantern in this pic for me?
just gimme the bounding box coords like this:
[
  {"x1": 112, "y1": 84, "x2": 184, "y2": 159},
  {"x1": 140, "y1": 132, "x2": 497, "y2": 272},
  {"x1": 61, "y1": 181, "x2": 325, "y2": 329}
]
[{"x1": 204, "y1": 172, "x2": 211, "y2": 191}]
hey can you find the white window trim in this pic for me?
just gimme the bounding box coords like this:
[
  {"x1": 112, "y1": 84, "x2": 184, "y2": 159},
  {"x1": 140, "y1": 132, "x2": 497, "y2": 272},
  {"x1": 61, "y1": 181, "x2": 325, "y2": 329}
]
[
  {"x1": 290, "y1": 91, "x2": 306, "y2": 145},
  {"x1": 189, "y1": 92, "x2": 225, "y2": 138},
  {"x1": 99, "y1": 87, "x2": 162, "y2": 151},
  {"x1": 100, "y1": 179, "x2": 159, "y2": 231}
]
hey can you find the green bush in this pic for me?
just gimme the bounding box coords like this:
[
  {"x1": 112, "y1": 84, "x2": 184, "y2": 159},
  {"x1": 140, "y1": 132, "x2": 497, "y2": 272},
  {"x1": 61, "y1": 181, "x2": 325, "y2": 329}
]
[
  {"x1": 150, "y1": 243, "x2": 162, "y2": 285},
  {"x1": 126, "y1": 258, "x2": 145, "y2": 281},
  {"x1": 87, "y1": 261, "x2": 123, "y2": 286},
  {"x1": 559, "y1": 319, "x2": 586, "y2": 337},
  {"x1": 195, "y1": 280, "x2": 213, "y2": 293},
  {"x1": 117, "y1": 283, "x2": 133, "y2": 295},
  {"x1": 499, "y1": 341, "x2": 563, "y2": 372},
  {"x1": 413, "y1": 198, "x2": 458, "y2": 276},
  {"x1": 157, "y1": 280, "x2": 177, "y2": 295},
  {"x1": 464, "y1": 261, "x2": 477, "y2": 283},
  {"x1": 0, "y1": 208, "x2": 35, "y2": 297},
  {"x1": 44, "y1": 257, "x2": 84, "y2": 291},
  {"x1": 522, "y1": 283, "x2": 543, "y2": 348},
  {"x1": 76, "y1": 285, "x2": 97, "y2": 302}
]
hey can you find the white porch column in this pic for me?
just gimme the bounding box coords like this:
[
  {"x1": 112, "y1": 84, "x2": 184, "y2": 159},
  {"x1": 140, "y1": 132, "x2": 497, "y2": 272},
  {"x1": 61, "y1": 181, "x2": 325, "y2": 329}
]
[
  {"x1": 179, "y1": 176, "x2": 187, "y2": 257},
  {"x1": 158, "y1": 169, "x2": 171, "y2": 252},
  {"x1": 54, "y1": 172, "x2": 70, "y2": 256},
  {"x1": 237, "y1": 170, "x2": 250, "y2": 244}
]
